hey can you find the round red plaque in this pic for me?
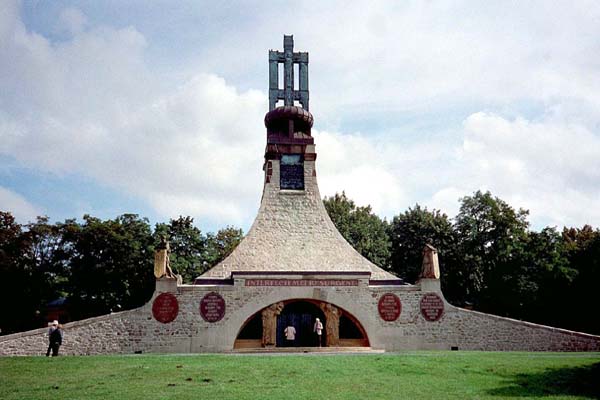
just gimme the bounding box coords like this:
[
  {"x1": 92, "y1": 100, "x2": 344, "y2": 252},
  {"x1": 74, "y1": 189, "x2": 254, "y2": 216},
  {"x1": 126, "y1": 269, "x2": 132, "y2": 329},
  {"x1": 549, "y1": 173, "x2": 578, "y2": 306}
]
[
  {"x1": 152, "y1": 293, "x2": 179, "y2": 323},
  {"x1": 199, "y1": 292, "x2": 226, "y2": 323},
  {"x1": 420, "y1": 292, "x2": 444, "y2": 322},
  {"x1": 378, "y1": 293, "x2": 401, "y2": 321}
]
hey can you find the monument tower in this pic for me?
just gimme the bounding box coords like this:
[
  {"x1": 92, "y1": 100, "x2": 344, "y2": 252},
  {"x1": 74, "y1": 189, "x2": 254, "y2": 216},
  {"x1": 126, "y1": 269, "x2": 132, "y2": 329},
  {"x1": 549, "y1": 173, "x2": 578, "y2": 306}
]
[
  {"x1": 198, "y1": 35, "x2": 396, "y2": 282},
  {"x1": 196, "y1": 35, "x2": 399, "y2": 348}
]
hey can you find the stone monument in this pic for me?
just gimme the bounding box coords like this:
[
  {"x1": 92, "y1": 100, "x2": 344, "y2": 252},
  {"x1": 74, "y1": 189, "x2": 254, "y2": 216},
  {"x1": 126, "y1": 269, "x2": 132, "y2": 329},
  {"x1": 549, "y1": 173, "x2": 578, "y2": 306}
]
[{"x1": 1, "y1": 35, "x2": 599, "y2": 355}]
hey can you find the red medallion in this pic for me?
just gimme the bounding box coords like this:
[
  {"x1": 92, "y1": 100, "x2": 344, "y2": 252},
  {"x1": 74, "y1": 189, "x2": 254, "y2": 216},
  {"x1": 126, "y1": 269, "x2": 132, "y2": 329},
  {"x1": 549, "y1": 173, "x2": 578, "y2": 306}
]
[
  {"x1": 420, "y1": 292, "x2": 444, "y2": 322},
  {"x1": 200, "y1": 292, "x2": 226, "y2": 322},
  {"x1": 152, "y1": 293, "x2": 179, "y2": 323},
  {"x1": 378, "y1": 293, "x2": 401, "y2": 321}
]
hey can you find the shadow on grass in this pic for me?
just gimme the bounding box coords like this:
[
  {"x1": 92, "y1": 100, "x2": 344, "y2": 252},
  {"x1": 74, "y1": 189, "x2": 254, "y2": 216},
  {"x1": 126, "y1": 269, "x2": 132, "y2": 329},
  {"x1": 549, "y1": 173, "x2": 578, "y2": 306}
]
[{"x1": 488, "y1": 362, "x2": 600, "y2": 398}]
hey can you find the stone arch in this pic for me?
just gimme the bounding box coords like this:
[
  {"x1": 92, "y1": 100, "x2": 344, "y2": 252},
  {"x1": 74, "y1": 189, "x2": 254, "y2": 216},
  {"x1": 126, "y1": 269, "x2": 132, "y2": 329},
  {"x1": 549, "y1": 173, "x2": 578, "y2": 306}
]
[{"x1": 233, "y1": 298, "x2": 370, "y2": 349}]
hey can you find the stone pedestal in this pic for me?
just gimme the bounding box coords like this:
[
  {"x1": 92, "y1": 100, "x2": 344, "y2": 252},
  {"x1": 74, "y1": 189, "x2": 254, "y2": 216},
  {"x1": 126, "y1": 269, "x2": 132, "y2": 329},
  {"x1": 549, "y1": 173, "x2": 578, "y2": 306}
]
[
  {"x1": 418, "y1": 278, "x2": 442, "y2": 294},
  {"x1": 155, "y1": 277, "x2": 178, "y2": 293}
]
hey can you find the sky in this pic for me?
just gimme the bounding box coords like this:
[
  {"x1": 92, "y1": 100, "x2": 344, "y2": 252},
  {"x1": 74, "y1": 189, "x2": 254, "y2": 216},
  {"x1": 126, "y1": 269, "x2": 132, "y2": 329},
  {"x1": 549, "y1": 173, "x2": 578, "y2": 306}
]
[{"x1": 1, "y1": 0, "x2": 599, "y2": 233}]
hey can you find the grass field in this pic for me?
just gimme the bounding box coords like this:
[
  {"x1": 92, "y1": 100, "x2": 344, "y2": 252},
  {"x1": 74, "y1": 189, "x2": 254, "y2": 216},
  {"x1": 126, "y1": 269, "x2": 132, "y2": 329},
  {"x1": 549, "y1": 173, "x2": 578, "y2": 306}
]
[{"x1": 1, "y1": 352, "x2": 598, "y2": 400}]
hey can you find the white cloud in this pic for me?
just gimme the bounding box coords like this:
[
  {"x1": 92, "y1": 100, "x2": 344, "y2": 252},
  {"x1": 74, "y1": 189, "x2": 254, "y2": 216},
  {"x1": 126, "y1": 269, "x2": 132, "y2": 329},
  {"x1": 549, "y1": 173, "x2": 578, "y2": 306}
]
[
  {"x1": 1, "y1": 1, "x2": 600, "y2": 231},
  {"x1": 317, "y1": 110, "x2": 600, "y2": 229},
  {"x1": 316, "y1": 129, "x2": 453, "y2": 219},
  {"x1": 0, "y1": 6, "x2": 265, "y2": 228},
  {"x1": 0, "y1": 187, "x2": 41, "y2": 223},
  {"x1": 431, "y1": 111, "x2": 600, "y2": 228},
  {"x1": 57, "y1": 7, "x2": 88, "y2": 36},
  {"x1": 317, "y1": 129, "x2": 406, "y2": 216}
]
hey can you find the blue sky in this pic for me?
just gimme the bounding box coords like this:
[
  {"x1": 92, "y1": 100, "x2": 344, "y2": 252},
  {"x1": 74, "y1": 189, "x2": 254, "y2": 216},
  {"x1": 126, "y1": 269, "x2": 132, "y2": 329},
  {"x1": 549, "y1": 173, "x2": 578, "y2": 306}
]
[{"x1": 1, "y1": 0, "x2": 600, "y2": 232}]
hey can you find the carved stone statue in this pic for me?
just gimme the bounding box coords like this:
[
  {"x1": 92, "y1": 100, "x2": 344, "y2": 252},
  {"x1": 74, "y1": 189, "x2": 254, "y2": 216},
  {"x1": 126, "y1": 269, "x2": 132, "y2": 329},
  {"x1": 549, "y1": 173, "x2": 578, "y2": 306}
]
[
  {"x1": 154, "y1": 236, "x2": 175, "y2": 279},
  {"x1": 320, "y1": 303, "x2": 340, "y2": 346},
  {"x1": 261, "y1": 302, "x2": 284, "y2": 347},
  {"x1": 420, "y1": 244, "x2": 440, "y2": 279}
]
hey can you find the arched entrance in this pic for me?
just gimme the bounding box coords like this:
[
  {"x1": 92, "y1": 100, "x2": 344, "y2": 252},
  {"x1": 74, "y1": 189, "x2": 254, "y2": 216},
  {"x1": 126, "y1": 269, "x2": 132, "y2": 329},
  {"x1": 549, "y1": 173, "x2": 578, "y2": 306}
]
[
  {"x1": 276, "y1": 301, "x2": 325, "y2": 347},
  {"x1": 233, "y1": 299, "x2": 369, "y2": 349}
]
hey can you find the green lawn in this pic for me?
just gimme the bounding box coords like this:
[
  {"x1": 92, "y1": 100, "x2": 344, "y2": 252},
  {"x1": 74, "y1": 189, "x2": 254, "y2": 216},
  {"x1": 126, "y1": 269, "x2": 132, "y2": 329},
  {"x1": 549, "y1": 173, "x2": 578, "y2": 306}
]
[{"x1": 1, "y1": 352, "x2": 598, "y2": 400}]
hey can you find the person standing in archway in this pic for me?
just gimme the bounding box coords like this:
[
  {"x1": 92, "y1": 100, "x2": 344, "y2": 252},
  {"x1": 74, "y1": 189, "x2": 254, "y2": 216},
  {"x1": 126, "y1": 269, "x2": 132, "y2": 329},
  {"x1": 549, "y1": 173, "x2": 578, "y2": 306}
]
[
  {"x1": 284, "y1": 324, "x2": 296, "y2": 347},
  {"x1": 313, "y1": 317, "x2": 323, "y2": 347}
]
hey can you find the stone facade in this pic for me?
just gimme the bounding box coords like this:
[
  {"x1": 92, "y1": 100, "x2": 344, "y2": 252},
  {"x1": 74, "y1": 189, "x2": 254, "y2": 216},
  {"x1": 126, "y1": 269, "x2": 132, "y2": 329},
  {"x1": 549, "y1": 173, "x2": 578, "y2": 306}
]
[{"x1": 2, "y1": 276, "x2": 599, "y2": 356}]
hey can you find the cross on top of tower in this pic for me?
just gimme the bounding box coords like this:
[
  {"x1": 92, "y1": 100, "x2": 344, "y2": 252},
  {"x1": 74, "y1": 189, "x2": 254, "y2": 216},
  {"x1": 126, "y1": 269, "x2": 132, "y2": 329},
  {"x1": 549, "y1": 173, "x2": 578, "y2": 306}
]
[{"x1": 269, "y1": 35, "x2": 309, "y2": 111}]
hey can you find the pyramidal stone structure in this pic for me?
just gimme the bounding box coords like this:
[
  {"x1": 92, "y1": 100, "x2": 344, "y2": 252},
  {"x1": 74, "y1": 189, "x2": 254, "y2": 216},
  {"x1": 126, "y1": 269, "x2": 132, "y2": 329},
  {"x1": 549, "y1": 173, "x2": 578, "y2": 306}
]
[{"x1": 1, "y1": 36, "x2": 599, "y2": 355}]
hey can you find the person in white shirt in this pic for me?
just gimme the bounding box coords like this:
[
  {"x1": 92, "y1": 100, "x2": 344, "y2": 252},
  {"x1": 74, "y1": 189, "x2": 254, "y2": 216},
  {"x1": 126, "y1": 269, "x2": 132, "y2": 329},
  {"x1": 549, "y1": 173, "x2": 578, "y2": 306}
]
[
  {"x1": 313, "y1": 318, "x2": 323, "y2": 347},
  {"x1": 284, "y1": 325, "x2": 296, "y2": 347}
]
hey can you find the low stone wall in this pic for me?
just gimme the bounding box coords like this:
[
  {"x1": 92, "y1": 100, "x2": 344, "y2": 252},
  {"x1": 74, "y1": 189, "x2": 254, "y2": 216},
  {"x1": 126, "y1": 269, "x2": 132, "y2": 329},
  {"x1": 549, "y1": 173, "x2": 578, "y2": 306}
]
[
  {"x1": 442, "y1": 306, "x2": 600, "y2": 351},
  {"x1": 0, "y1": 309, "x2": 146, "y2": 356},
  {"x1": 1, "y1": 279, "x2": 599, "y2": 356}
]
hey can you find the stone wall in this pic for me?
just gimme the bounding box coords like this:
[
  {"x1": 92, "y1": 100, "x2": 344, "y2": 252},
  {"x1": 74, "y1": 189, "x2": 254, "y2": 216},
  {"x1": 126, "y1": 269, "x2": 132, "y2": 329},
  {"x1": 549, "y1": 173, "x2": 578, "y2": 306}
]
[
  {"x1": 0, "y1": 309, "x2": 143, "y2": 356},
  {"x1": 2, "y1": 277, "x2": 599, "y2": 356}
]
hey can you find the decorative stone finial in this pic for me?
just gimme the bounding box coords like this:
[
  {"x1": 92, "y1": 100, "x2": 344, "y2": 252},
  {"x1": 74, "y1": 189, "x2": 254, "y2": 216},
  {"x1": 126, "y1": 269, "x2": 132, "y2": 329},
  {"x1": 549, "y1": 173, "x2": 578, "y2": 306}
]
[{"x1": 420, "y1": 244, "x2": 440, "y2": 279}]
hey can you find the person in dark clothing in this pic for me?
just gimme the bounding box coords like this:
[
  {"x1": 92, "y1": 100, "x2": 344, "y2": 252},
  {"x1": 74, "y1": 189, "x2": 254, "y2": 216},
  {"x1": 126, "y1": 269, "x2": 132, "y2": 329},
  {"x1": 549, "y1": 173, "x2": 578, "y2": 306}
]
[{"x1": 46, "y1": 320, "x2": 63, "y2": 357}]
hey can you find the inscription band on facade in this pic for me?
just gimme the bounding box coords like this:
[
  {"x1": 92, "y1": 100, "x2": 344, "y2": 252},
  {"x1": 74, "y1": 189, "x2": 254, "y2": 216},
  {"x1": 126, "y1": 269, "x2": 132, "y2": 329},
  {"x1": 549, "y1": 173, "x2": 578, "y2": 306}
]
[{"x1": 245, "y1": 279, "x2": 359, "y2": 287}]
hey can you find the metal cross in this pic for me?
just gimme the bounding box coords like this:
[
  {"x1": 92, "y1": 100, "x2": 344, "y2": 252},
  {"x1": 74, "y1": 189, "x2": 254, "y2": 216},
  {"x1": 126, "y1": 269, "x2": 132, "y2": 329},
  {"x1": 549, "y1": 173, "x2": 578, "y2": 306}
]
[{"x1": 269, "y1": 35, "x2": 309, "y2": 111}]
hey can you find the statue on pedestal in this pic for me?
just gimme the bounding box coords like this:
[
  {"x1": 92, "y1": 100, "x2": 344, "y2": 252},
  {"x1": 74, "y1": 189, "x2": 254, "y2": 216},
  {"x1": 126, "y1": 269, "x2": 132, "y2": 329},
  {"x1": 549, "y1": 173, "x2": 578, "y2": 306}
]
[
  {"x1": 154, "y1": 236, "x2": 176, "y2": 279},
  {"x1": 420, "y1": 244, "x2": 440, "y2": 279}
]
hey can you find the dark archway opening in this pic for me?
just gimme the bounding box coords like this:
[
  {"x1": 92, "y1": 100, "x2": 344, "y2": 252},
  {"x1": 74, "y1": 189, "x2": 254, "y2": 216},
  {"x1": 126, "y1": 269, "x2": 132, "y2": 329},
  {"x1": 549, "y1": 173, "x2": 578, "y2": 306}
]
[
  {"x1": 276, "y1": 301, "x2": 325, "y2": 347},
  {"x1": 237, "y1": 313, "x2": 262, "y2": 339},
  {"x1": 233, "y1": 299, "x2": 370, "y2": 349},
  {"x1": 340, "y1": 314, "x2": 362, "y2": 339}
]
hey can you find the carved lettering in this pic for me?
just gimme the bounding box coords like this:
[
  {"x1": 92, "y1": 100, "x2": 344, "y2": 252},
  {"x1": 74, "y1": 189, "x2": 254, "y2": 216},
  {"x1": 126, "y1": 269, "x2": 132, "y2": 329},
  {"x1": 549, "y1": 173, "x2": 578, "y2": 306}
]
[
  {"x1": 199, "y1": 292, "x2": 226, "y2": 323},
  {"x1": 245, "y1": 279, "x2": 359, "y2": 287},
  {"x1": 152, "y1": 293, "x2": 179, "y2": 323},
  {"x1": 378, "y1": 293, "x2": 401, "y2": 322},
  {"x1": 420, "y1": 293, "x2": 444, "y2": 322}
]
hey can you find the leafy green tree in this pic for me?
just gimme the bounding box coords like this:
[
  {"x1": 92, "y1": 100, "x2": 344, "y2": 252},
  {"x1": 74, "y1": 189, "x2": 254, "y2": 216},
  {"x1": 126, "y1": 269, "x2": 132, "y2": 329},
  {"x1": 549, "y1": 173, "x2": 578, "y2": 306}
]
[
  {"x1": 454, "y1": 191, "x2": 529, "y2": 313},
  {"x1": 0, "y1": 213, "x2": 67, "y2": 333},
  {"x1": 389, "y1": 205, "x2": 461, "y2": 293},
  {"x1": 0, "y1": 211, "x2": 32, "y2": 333},
  {"x1": 154, "y1": 216, "x2": 205, "y2": 283},
  {"x1": 324, "y1": 192, "x2": 391, "y2": 268},
  {"x1": 64, "y1": 214, "x2": 155, "y2": 319},
  {"x1": 154, "y1": 217, "x2": 243, "y2": 282},
  {"x1": 561, "y1": 225, "x2": 600, "y2": 334},
  {"x1": 519, "y1": 227, "x2": 574, "y2": 325},
  {"x1": 204, "y1": 226, "x2": 244, "y2": 270}
]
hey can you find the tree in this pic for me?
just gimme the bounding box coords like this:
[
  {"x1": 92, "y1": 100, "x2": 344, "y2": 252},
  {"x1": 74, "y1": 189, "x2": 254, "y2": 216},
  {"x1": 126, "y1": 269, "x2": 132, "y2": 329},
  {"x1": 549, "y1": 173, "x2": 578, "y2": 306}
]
[
  {"x1": 561, "y1": 225, "x2": 600, "y2": 334},
  {"x1": 454, "y1": 191, "x2": 529, "y2": 313},
  {"x1": 154, "y1": 217, "x2": 244, "y2": 282},
  {"x1": 519, "y1": 227, "x2": 574, "y2": 325},
  {"x1": 204, "y1": 226, "x2": 244, "y2": 270},
  {"x1": 0, "y1": 212, "x2": 33, "y2": 333},
  {"x1": 154, "y1": 216, "x2": 205, "y2": 283},
  {"x1": 324, "y1": 192, "x2": 391, "y2": 268},
  {"x1": 0, "y1": 213, "x2": 67, "y2": 333},
  {"x1": 64, "y1": 214, "x2": 155, "y2": 320},
  {"x1": 389, "y1": 205, "x2": 460, "y2": 291}
]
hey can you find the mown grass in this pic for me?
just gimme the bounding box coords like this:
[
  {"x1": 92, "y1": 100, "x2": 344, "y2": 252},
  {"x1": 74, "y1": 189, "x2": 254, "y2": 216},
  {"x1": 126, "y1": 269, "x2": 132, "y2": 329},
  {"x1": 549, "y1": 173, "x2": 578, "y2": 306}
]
[{"x1": 0, "y1": 352, "x2": 598, "y2": 400}]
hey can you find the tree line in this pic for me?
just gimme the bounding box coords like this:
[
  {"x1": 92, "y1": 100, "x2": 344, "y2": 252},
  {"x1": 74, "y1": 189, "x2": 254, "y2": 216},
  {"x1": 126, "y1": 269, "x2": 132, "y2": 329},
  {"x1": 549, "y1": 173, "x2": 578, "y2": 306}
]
[
  {"x1": 1, "y1": 189, "x2": 599, "y2": 335},
  {"x1": 0, "y1": 213, "x2": 242, "y2": 334},
  {"x1": 324, "y1": 191, "x2": 600, "y2": 335}
]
